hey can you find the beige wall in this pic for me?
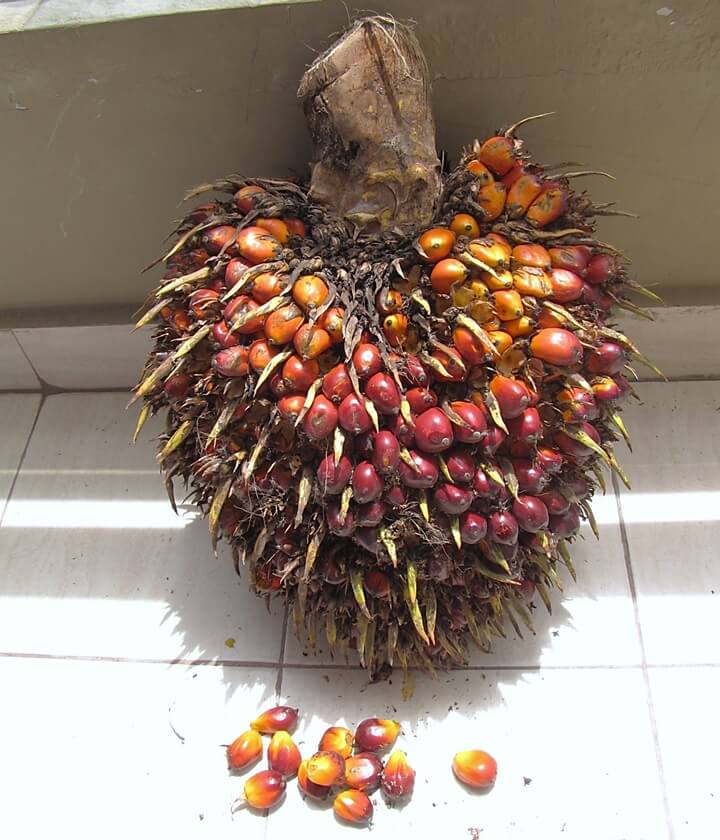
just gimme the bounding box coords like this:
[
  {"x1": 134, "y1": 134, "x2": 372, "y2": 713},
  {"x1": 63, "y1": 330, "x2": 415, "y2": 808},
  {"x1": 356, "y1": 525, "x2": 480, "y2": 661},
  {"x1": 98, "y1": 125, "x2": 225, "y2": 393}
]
[{"x1": 2, "y1": 0, "x2": 719, "y2": 325}]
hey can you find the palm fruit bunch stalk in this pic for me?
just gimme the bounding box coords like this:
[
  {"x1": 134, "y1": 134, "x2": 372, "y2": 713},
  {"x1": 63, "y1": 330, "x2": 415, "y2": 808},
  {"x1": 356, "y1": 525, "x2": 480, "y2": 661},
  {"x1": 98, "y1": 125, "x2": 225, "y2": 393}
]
[{"x1": 132, "y1": 16, "x2": 661, "y2": 692}]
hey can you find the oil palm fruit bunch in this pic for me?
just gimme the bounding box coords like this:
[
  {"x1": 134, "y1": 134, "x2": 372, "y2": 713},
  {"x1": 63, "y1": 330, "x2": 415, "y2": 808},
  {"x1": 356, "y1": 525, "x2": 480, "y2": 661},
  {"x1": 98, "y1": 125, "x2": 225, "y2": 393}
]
[{"x1": 132, "y1": 16, "x2": 661, "y2": 694}]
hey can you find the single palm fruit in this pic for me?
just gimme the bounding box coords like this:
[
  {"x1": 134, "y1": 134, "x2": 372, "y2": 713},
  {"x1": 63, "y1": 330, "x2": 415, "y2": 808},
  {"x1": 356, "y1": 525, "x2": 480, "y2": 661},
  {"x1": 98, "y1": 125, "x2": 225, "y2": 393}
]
[
  {"x1": 227, "y1": 729, "x2": 263, "y2": 770},
  {"x1": 333, "y1": 789, "x2": 373, "y2": 826},
  {"x1": 250, "y1": 705, "x2": 299, "y2": 734},
  {"x1": 344, "y1": 752, "x2": 384, "y2": 791},
  {"x1": 381, "y1": 750, "x2": 416, "y2": 800},
  {"x1": 135, "y1": 16, "x2": 649, "y2": 689},
  {"x1": 354, "y1": 718, "x2": 401, "y2": 752},
  {"x1": 240, "y1": 769, "x2": 287, "y2": 809},
  {"x1": 452, "y1": 750, "x2": 498, "y2": 789},
  {"x1": 306, "y1": 750, "x2": 346, "y2": 786},
  {"x1": 267, "y1": 730, "x2": 302, "y2": 777},
  {"x1": 297, "y1": 759, "x2": 332, "y2": 800},
  {"x1": 319, "y1": 726, "x2": 354, "y2": 759}
]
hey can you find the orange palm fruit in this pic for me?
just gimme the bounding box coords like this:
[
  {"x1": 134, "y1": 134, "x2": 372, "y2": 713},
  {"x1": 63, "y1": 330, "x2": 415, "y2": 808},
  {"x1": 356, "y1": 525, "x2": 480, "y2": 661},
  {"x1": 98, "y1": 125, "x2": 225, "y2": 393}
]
[
  {"x1": 418, "y1": 227, "x2": 456, "y2": 262},
  {"x1": 235, "y1": 226, "x2": 282, "y2": 264},
  {"x1": 354, "y1": 718, "x2": 401, "y2": 752},
  {"x1": 466, "y1": 159, "x2": 494, "y2": 184},
  {"x1": 375, "y1": 288, "x2": 404, "y2": 315},
  {"x1": 293, "y1": 324, "x2": 332, "y2": 359},
  {"x1": 383, "y1": 313, "x2": 409, "y2": 347},
  {"x1": 477, "y1": 182, "x2": 507, "y2": 221},
  {"x1": 506, "y1": 172, "x2": 544, "y2": 218},
  {"x1": 529, "y1": 327, "x2": 584, "y2": 366},
  {"x1": 267, "y1": 730, "x2": 302, "y2": 778},
  {"x1": 292, "y1": 274, "x2": 329, "y2": 312},
  {"x1": 202, "y1": 224, "x2": 238, "y2": 256},
  {"x1": 249, "y1": 271, "x2": 284, "y2": 304},
  {"x1": 452, "y1": 326, "x2": 491, "y2": 365},
  {"x1": 240, "y1": 769, "x2": 286, "y2": 809},
  {"x1": 501, "y1": 161, "x2": 526, "y2": 187},
  {"x1": 319, "y1": 726, "x2": 354, "y2": 759},
  {"x1": 284, "y1": 217, "x2": 307, "y2": 238},
  {"x1": 282, "y1": 355, "x2": 320, "y2": 392},
  {"x1": 264, "y1": 303, "x2": 304, "y2": 345},
  {"x1": 488, "y1": 330, "x2": 513, "y2": 354},
  {"x1": 256, "y1": 217, "x2": 290, "y2": 244},
  {"x1": 430, "y1": 258, "x2": 469, "y2": 294},
  {"x1": 306, "y1": 750, "x2": 345, "y2": 786},
  {"x1": 250, "y1": 705, "x2": 299, "y2": 734},
  {"x1": 344, "y1": 752, "x2": 383, "y2": 791},
  {"x1": 297, "y1": 758, "x2": 331, "y2": 799},
  {"x1": 431, "y1": 347, "x2": 467, "y2": 382},
  {"x1": 537, "y1": 307, "x2": 566, "y2": 329},
  {"x1": 318, "y1": 306, "x2": 344, "y2": 343},
  {"x1": 450, "y1": 284, "x2": 476, "y2": 308},
  {"x1": 249, "y1": 339, "x2": 280, "y2": 372},
  {"x1": 512, "y1": 267, "x2": 552, "y2": 297},
  {"x1": 234, "y1": 184, "x2": 266, "y2": 213},
  {"x1": 482, "y1": 314, "x2": 502, "y2": 330},
  {"x1": 449, "y1": 213, "x2": 480, "y2": 239},
  {"x1": 493, "y1": 289, "x2": 524, "y2": 321},
  {"x1": 526, "y1": 182, "x2": 569, "y2": 227},
  {"x1": 254, "y1": 563, "x2": 283, "y2": 591},
  {"x1": 503, "y1": 316, "x2": 534, "y2": 338},
  {"x1": 478, "y1": 135, "x2": 516, "y2": 175},
  {"x1": 468, "y1": 237, "x2": 512, "y2": 267},
  {"x1": 333, "y1": 789, "x2": 373, "y2": 826},
  {"x1": 381, "y1": 750, "x2": 416, "y2": 800},
  {"x1": 277, "y1": 394, "x2": 306, "y2": 422},
  {"x1": 481, "y1": 268, "x2": 514, "y2": 291},
  {"x1": 452, "y1": 750, "x2": 498, "y2": 789},
  {"x1": 512, "y1": 243, "x2": 551, "y2": 269},
  {"x1": 227, "y1": 729, "x2": 263, "y2": 770},
  {"x1": 468, "y1": 278, "x2": 491, "y2": 300}
]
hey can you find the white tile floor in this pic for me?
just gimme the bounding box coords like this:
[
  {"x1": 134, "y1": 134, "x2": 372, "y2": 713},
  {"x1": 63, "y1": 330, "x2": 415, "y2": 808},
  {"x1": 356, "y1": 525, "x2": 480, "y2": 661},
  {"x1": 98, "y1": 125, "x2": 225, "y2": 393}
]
[{"x1": 0, "y1": 382, "x2": 718, "y2": 839}]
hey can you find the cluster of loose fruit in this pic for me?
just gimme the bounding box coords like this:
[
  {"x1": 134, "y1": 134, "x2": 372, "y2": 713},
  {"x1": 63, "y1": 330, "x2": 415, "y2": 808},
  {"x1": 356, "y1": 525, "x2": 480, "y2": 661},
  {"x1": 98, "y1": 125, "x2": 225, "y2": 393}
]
[
  {"x1": 228, "y1": 703, "x2": 496, "y2": 825},
  {"x1": 133, "y1": 119, "x2": 661, "y2": 686}
]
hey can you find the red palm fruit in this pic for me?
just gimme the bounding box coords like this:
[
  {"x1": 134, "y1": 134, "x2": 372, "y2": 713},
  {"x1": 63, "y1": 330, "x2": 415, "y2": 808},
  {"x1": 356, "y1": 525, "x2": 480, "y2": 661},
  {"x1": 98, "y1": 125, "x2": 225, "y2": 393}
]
[
  {"x1": 512, "y1": 243, "x2": 551, "y2": 270},
  {"x1": 354, "y1": 526, "x2": 381, "y2": 554},
  {"x1": 234, "y1": 184, "x2": 266, "y2": 212},
  {"x1": 467, "y1": 158, "x2": 494, "y2": 184},
  {"x1": 418, "y1": 227, "x2": 456, "y2": 262},
  {"x1": 282, "y1": 355, "x2": 320, "y2": 392},
  {"x1": 445, "y1": 449, "x2": 475, "y2": 484},
  {"x1": 385, "y1": 484, "x2": 408, "y2": 507},
  {"x1": 479, "y1": 135, "x2": 515, "y2": 175},
  {"x1": 406, "y1": 387, "x2": 437, "y2": 414},
  {"x1": 338, "y1": 393, "x2": 372, "y2": 434},
  {"x1": 362, "y1": 568, "x2": 390, "y2": 598},
  {"x1": 578, "y1": 281, "x2": 602, "y2": 306},
  {"x1": 452, "y1": 750, "x2": 498, "y2": 789},
  {"x1": 264, "y1": 303, "x2": 304, "y2": 345},
  {"x1": 453, "y1": 325, "x2": 490, "y2": 366},
  {"x1": 549, "y1": 267, "x2": 583, "y2": 303},
  {"x1": 402, "y1": 354, "x2": 429, "y2": 386},
  {"x1": 248, "y1": 339, "x2": 278, "y2": 373},
  {"x1": 550, "y1": 505, "x2": 581, "y2": 538},
  {"x1": 212, "y1": 346, "x2": 250, "y2": 377},
  {"x1": 334, "y1": 789, "x2": 373, "y2": 826},
  {"x1": 293, "y1": 323, "x2": 331, "y2": 359},
  {"x1": 430, "y1": 258, "x2": 468, "y2": 294},
  {"x1": 415, "y1": 408, "x2": 454, "y2": 453},
  {"x1": 211, "y1": 320, "x2": 240, "y2": 349},
  {"x1": 354, "y1": 718, "x2": 401, "y2": 752},
  {"x1": 549, "y1": 245, "x2": 592, "y2": 274},
  {"x1": 352, "y1": 343, "x2": 383, "y2": 379},
  {"x1": 536, "y1": 446, "x2": 564, "y2": 473},
  {"x1": 614, "y1": 374, "x2": 632, "y2": 397},
  {"x1": 481, "y1": 425, "x2": 507, "y2": 455},
  {"x1": 592, "y1": 376, "x2": 621, "y2": 401},
  {"x1": 450, "y1": 212, "x2": 480, "y2": 239},
  {"x1": 302, "y1": 395, "x2": 338, "y2": 440},
  {"x1": 352, "y1": 462, "x2": 383, "y2": 504},
  {"x1": 478, "y1": 181, "x2": 507, "y2": 220},
  {"x1": 251, "y1": 706, "x2": 299, "y2": 734},
  {"x1": 356, "y1": 500, "x2": 386, "y2": 526},
  {"x1": 460, "y1": 511, "x2": 488, "y2": 544},
  {"x1": 489, "y1": 510, "x2": 519, "y2": 544},
  {"x1": 507, "y1": 172, "x2": 544, "y2": 218},
  {"x1": 307, "y1": 751, "x2": 345, "y2": 787},
  {"x1": 344, "y1": 753, "x2": 383, "y2": 791},
  {"x1": 490, "y1": 375, "x2": 530, "y2": 419},
  {"x1": 277, "y1": 394, "x2": 305, "y2": 422},
  {"x1": 227, "y1": 729, "x2": 263, "y2": 770},
  {"x1": 241, "y1": 769, "x2": 286, "y2": 809},
  {"x1": 566, "y1": 476, "x2": 591, "y2": 500},
  {"x1": 506, "y1": 406, "x2": 542, "y2": 442},
  {"x1": 268, "y1": 730, "x2": 301, "y2": 778},
  {"x1": 236, "y1": 226, "x2": 282, "y2": 264},
  {"x1": 381, "y1": 750, "x2": 416, "y2": 800},
  {"x1": 298, "y1": 759, "x2": 331, "y2": 800},
  {"x1": 317, "y1": 453, "x2": 353, "y2": 494},
  {"x1": 513, "y1": 459, "x2": 549, "y2": 494},
  {"x1": 383, "y1": 312, "x2": 409, "y2": 347},
  {"x1": 530, "y1": 328, "x2": 583, "y2": 366},
  {"x1": 449, "y1": 400, "x2": 487, "y2": 443},
  {"x1": 202, "y1": 224, "x2": 237, "y2": 255},
  {"x1": 284, "y1": 217, "x2": 307, "y2": 238},
  {"x1": 365, "y1": 372, "x2": 401, "y2": 415},
  {"x1": 472, "y1": 467, "x2": 493, "y2": 497},
  {"x1": 186, "y1": 202, "x2": 219, "y2": 224},
  {"x1": 322, "y1": 558, "x2": 347, "y2": 585},
  {"x1": 557, "y1": 386, "x2": 598, "y2": 422},
  {"x1": 538, "y1": 489, "x2": 571, "y2": 516},
  {"x1": 526, "y1": 182, "x2": 569, "y2": 227},
  {"x1": 555, "y1": 421, "x2": 601, "y2": 460},
  {"x1": 292, "y1": 274, "x2": 329, "y2": 312},
  {"x1": 189, "y1": 288, "x2": 220, "y2": 319},
  {"x1": 587, "y1": 341, "x2": 626, "y2": 374},
  {"x1": 513, "y1": 495, "x2": 550, "y2": 533},
  {"x1": 375, "y1": 288, "x2": 404, "y2": 315},
  {"x1": 319, "y1": 727, "x2": 354, "y2": 759},
  {"x1": 372, "y1": 431, "x2": 401, "y2": 474},
  {"x1": 434, "y1": 483, "x2": 473, "y2": 515},
  {"x1": 224, "y1": 256, "x2": 252, "y2": 287},
  {"x1": 431, "y1": 347, "x2": 467, "y2": 382},
  {"x1": 390, "y1": 412, "x2": 416, "y2": 447},
  {"x1": 256, "y1": 217, "x2": 290, "y2": 244},
  {"x1": 469, "y1": 235, "x2": 512, "y2": 267},
  {"x1": 326, "y1": 503, "x2": 356, "y2": 536},
  {"x1": 399, "y1": 449, "x2": 439, "y2": 488},
  {"x1": 322, "y1": 364, "x2": 353, "y2": 403},
  {"x1": 318, "y1": 306, "x2": 344, "y2": 344},
  {"x1": 224, "y1": 296, "x2": 265, "y2": 334},
  {"x1": 163, "y1": 374, "x2": 192, "y2": 399},
  {"x1": 585, "y1": 253, "x2": 617, "y2": 285},
  {"x1": 248, "y1": 271, "x2": 284, "y2": 303}
]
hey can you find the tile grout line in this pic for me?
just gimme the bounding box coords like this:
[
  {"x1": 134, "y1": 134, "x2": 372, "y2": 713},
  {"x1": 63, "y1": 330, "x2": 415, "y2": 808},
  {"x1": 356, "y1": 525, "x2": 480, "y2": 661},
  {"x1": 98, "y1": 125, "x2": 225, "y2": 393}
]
[
  {"x1": 9, "y1": 330, "x2": 47, "y2": 391},
  {"x1": 274, "y1": 607, "x2": 289, "y2": 700},
  {"x1": 0, "y1": 394, "x2": 45, "y2": 530},
  {"x1": 0, "y1": 650, "x2": 282, "y2": 669},
  {"x1": 613, "y1": 472, "x2": 676, "y2": 840}
]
